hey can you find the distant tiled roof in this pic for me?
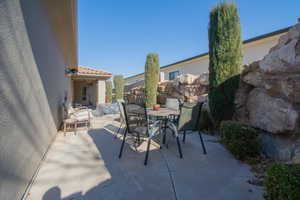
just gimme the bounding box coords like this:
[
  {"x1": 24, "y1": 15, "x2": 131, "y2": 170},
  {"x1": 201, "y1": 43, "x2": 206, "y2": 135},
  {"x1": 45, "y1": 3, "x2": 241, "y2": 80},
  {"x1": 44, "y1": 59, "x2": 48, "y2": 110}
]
[{"x1": 77, "y1": 66, "x2": 112, "y2": 76}]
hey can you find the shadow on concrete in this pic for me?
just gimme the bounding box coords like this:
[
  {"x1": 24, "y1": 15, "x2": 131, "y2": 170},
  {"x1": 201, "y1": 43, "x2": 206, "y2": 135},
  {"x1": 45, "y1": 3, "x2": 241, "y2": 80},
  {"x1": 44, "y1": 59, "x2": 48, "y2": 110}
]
[
  {"x1": 40, "y1": 124, "x2": 176, "y2": 200},
  {"x1": 35, "y1": 116, "x2": 263, "y2": 200}
]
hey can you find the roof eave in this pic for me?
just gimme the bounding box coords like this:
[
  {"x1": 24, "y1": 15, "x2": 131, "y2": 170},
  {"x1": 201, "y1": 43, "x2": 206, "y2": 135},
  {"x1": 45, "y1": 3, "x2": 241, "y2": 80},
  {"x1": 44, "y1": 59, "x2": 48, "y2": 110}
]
[{"x1": 125, "y1": 26, "x2": 291, "y2": 80}]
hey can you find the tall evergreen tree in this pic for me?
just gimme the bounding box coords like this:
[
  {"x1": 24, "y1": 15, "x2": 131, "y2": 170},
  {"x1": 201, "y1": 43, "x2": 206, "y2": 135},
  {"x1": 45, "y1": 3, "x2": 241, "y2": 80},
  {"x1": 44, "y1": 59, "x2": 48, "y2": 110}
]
[
  {"x1": 208, "y1": 2, "x2": 242, "y2": 123},
  {"x1": 113, "y1": 75, "x2": 124, "y2": 100},
  {"x1": 105, "y1": 80, "x2": 113, "y2": 103},
  {"x1": 144, "y1": 53, "x2": 160, "y2": 107}
]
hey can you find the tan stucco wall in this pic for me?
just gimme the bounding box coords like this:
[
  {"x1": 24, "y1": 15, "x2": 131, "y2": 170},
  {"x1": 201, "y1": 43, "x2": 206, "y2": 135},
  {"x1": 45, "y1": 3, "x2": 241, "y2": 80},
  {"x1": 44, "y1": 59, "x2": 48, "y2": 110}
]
[
  {"x1": 97, "y1": 80, "x2": 106, "y2": 104},
  {"x1": 125, "y1": 33, "x2": 285, "y2": 84},
  {"x1": 0, "y1": 0, "x2": 77, "y2": 199},
  {"x1": 72, "y1": 79, "x2": 107, "y2": 106},
  {"x1": 73, "y1": 80, "x2": 98, "y2": 106},
  {"x1": 242, "y1": 35, "x2": 282, "y2": 65}
]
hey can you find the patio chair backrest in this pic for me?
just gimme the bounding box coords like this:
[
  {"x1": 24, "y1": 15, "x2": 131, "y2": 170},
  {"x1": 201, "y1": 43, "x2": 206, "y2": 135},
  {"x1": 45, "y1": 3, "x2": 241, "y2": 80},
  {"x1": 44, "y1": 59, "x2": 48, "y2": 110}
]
[
  {"x1": 121, "y1": 102, "x2": 131, "y2": 133},
  {"x1": 122, "y1": 102, "x2": 150, "y2": 136},
  {"x1": 165, "y1": 98, "x2": 180, "y2": 111},
  {"x1": 177, "y1": 102, "x2": 203, "y2": 131}
]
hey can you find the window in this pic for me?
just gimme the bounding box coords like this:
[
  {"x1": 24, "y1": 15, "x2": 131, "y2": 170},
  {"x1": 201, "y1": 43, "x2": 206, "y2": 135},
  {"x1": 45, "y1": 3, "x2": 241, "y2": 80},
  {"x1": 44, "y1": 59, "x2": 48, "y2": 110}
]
[{"x1": 169, "y1": 71, "x2": 181, "y2": 80}]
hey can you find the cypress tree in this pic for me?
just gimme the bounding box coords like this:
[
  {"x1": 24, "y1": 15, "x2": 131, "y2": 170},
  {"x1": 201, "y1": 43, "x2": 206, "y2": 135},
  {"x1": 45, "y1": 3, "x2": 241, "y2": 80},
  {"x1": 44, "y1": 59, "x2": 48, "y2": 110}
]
[
  {"x1": 144, "y1": 53, "x2": 160, "y2": 107},
  {"x1": 208, "y1": 2, "x2": 242, "y2": 123},
  {"x1": 105, "y1": 80, "x2": 113, "y2": 103},
  {"x1": 113, "y1": 75, "x2": 124, "y2": 100}
]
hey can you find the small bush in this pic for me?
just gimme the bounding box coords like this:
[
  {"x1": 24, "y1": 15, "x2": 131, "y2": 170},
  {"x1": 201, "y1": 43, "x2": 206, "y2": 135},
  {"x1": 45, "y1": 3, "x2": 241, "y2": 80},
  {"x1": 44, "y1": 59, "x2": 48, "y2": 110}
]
[
  {"x1": 220, "y1": 121, "x2": 260, "y2": 160},
  {"x1": 264, "y1": 163, "x2": 300, "y2": 200}
]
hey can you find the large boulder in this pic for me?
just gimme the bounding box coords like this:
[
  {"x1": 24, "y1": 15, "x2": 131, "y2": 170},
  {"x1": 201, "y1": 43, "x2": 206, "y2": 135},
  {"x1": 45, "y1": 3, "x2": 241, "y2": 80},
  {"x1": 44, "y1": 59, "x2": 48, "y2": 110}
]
[
  {"x1": 259, "y1": 24, "x2": 300, "y2": 74},
  {"x1": 234, "y1": 79, "x2": 254, "y2": 123},
  {"x1": 235, "y1": 23, "x2": 300, "y2": 136},
  {"x1": 241, "y1": 61, "x2": 263, "y2": 87},
  {"x1": 247, "y1": 88, "x2": 300, "y2": 134}
]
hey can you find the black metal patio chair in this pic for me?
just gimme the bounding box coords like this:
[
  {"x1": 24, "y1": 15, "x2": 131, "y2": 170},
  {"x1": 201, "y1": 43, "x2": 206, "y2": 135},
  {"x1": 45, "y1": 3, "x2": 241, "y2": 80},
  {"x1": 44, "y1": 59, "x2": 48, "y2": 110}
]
[
  {"x1": 118, "y1": 102, "x2": 161, "y2": 165},
  {"x1": 116, "y1": 99, "x2": 126, "y2": 137},
  {"x1": 166, "y1": 102, "x2": 207, "y2": 156}
]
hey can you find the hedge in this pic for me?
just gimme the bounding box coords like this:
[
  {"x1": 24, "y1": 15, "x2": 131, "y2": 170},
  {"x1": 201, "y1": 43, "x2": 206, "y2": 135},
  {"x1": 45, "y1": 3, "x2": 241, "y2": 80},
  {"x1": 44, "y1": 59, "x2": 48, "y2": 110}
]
[
  {"x1": 220, "y1": 120, "x2": 260, "y2": 160},
  {"x1": 264, "y1": 163, "x2": 300, "y2": 200}
]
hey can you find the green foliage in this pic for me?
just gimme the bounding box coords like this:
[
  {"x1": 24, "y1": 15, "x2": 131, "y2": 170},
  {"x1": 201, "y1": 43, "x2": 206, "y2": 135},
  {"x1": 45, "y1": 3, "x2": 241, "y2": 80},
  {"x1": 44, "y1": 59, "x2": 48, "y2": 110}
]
[
  {"x1": 144, "y1": 53, "x2": 160, "y2": 107},
  {"x1": 220, "y1": 121, "x2": 260, "y2": 160},
  {"x1": 113, "y1": 75, "x2": 124, "y2": 100},
  {"x1": 198, "y1": 106, "x2": 214, "y2": 132},
  {"x1": 105, "y1": 80, "x2": 113, "y2": 103},
  {"x1": 208, "y1": 2, "x2": 242, "y2": 123},
  {"x1": 209, "y1": 75, "x2": 240, "y2": 124},
  {"x1": 264, "y1": 163, "x2": 300, "y2": 200}
]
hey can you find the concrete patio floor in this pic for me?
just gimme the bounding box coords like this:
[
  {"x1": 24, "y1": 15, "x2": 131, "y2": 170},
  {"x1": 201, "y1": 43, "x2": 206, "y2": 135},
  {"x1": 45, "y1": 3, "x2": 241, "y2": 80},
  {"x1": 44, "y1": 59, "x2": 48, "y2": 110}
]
[{"x1": 26, "y1": 115, "x2": 264, "y2": 200}]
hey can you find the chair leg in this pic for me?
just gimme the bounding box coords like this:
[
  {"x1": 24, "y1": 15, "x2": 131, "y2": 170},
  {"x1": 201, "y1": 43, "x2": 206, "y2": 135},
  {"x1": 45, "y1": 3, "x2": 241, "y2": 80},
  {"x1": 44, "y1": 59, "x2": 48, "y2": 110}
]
[
  {"x1": 118, "y1": 128, "x2": 128, "y2": 158},
  {"x1": 182, "y1": 131, "x2": 186, "y2": 143},
  {"x1": 176, "y1": 136, "x2": 183, "y2": 158},
  {"x1": 137, "y1": 132, "x2": 141, "y2": 144},
  {"x1": 162, "y1": 119, "x2": 168, "y2": 144},
  {"x1": 144, "y1": 138, "x2": 151, "y2": 165},
  {"x1": 117, "y1": 121, "x2": 123, "y2": 133},
  {"x1": 198, "y1": 131, "x2": 207, "y2": 154},
  {"x1": 163, "y1": 132, "x2": 167, "y2": 145}
]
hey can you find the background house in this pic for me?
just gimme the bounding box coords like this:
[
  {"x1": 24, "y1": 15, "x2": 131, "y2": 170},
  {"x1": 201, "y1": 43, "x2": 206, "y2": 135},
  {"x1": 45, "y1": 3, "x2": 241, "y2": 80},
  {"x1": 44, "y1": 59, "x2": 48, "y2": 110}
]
[
  {"x1": 125, "y1": 27, "x2": 290, "y2": 86},
  {"x1": 71, "y1": 66, "x2": 112, "y2": 106}
]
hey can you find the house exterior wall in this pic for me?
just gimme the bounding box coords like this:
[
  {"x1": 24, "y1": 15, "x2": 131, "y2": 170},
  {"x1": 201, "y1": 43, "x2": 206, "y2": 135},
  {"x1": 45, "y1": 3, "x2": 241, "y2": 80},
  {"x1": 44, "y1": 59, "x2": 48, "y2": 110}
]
[
  {"x1": 125, "y1": 33, "x2": 285, "y2": 85},
  {"x1": 241, "y1": 36, "x2": 281, "y2": 65},
  {"x1": 73, "y1": 80, "x2": 98, "y2": 106},
  {"x1": 97, "y1": 80, "x2": 106, "y2": 104},
  {"x1": 0, "y1": 0, "x2": 77, "y2": 200}
]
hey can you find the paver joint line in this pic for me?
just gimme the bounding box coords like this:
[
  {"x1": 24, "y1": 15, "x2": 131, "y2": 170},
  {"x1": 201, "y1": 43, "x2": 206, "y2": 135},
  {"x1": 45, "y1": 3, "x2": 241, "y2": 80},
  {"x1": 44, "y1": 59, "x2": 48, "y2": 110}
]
[{"x1": 160, "y1": 150, "x2": 178, "y2": 200}]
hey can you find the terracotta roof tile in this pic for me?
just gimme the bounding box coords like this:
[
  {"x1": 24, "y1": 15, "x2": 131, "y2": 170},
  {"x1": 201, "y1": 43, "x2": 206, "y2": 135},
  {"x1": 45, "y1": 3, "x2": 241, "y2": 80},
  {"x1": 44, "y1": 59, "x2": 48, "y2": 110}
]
[{"x1": 77, "y1": 66, "x2": 112, "y2": 76}]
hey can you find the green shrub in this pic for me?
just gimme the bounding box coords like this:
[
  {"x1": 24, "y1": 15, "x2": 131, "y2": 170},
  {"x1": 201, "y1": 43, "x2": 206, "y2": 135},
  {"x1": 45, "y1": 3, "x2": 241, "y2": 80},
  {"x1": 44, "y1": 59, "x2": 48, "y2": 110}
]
[
  {"x1": 113, "y1": 75, "x2": 124, "y2": 100},
  {"x1": 220, "y1": 121, "x2": 260, "y2": 160},
  {"x1": 208, "y1": 2, "x2": 242, "y2": 123},
  {"x1": 144, "y1": 53, "x2": 160, "y2": 107},
  {"x1": 209, "y1": 75, "x2": 240, "y2": 124},
  {"x1": 105, "y1": 80, "x2": 113, "y2": 103},
  {"x1": 264, "y1": 163, "x2": 300, "y2": 200}
]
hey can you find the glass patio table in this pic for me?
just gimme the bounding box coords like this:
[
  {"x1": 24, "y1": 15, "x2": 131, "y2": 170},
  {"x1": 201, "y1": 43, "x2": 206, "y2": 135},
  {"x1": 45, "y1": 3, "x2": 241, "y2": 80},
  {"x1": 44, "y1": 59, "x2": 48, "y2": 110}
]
[
  {"x1": 128, "y1": 106, "x2": 179, "y2": 143},
  {"x1": 128, "y1": 106, "x2": 179, "y2": 118}
]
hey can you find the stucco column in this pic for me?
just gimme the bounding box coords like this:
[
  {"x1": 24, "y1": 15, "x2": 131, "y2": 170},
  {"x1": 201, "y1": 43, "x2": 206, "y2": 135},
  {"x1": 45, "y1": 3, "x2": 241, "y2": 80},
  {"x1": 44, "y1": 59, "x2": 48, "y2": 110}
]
[{"x1": 97, "y1": 80, "x2": 106, "y2": 104}]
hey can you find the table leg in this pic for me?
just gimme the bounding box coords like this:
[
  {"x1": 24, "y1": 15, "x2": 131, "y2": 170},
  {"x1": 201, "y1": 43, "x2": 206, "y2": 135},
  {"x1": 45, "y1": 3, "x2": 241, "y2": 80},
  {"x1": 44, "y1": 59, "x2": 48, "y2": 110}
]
[{"x1": 162, "y1": 118, "x2": 167, "y2": 145}]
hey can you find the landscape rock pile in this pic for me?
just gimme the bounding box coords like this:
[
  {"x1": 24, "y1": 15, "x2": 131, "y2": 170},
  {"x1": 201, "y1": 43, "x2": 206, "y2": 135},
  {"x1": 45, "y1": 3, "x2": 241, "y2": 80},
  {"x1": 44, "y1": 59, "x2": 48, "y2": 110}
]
[
  {"x1": 126, "y1": 73, "x2": 209, "y2": 105},
  {"x1": 234, "y1": 23, "x2": 300, "y2": 162},
  {"x1": 235, "y1": 23, "x2": 300, "y2": 135}
]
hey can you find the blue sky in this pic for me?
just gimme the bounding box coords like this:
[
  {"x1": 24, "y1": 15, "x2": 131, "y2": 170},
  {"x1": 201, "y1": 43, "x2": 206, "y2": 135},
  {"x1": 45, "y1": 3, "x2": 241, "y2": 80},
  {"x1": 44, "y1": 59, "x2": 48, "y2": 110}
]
[{"x1": 78, "y1": 0, "x2": 299, "y2": 78}]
